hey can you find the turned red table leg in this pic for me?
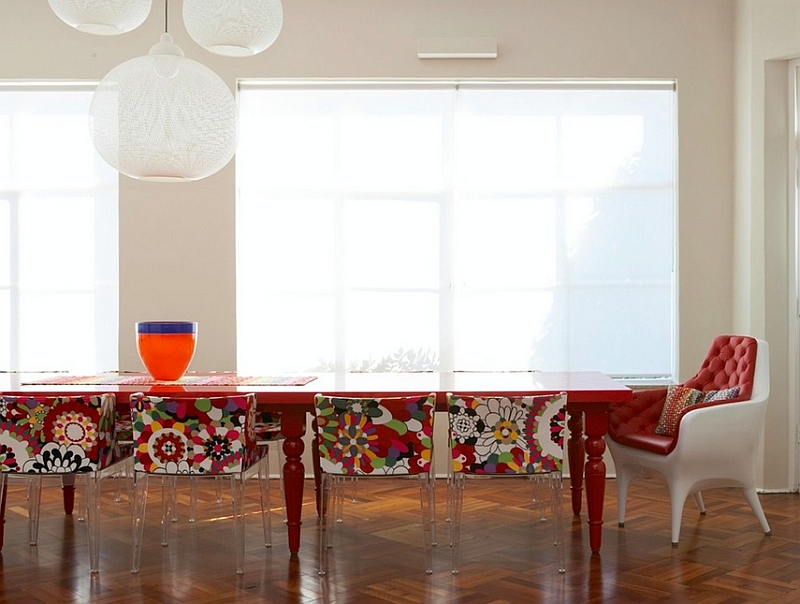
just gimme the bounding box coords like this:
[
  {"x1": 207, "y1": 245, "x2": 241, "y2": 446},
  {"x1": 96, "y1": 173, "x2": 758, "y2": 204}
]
[
  {"x1": 583, "y1": 408, "x2": 608, "y2": 554},
  {"x1": 567, "y1": 409, "x2": 585, "y2": 516},
  {"x1": 62, "y1": 475, "x2": 76, "y2": 515},
  {"x1": 281, "y1": 410, "x2": 306, "y2": 555}
]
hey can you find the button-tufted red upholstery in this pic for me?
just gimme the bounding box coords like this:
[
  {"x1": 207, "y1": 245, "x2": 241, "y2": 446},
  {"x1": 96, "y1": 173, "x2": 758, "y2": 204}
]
[{"x1": 608, "y1": 335, "x2": 758, "y2": 455}]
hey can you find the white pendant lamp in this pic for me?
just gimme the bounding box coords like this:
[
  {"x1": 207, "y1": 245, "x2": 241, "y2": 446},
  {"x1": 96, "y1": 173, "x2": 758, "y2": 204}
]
[
  {"x1": 47, "y1": 0, "x2": 152, "y2": 36},
  {"x1": 183, "y1": 0, "x2": 283, "y2": 57},
  {"x1": 89, "y1": 33, "x2": 238, "y2": 182}
]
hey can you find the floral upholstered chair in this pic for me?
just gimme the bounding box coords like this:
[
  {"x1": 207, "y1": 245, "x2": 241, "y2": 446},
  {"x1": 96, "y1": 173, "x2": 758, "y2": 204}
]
[
  {"x1": 129, "y1": 392, "x2": 271, "y2": 575},
  {"x1": 447, "y1": 392, "x2": 567, "y2": 574},
  {"x1": 0, "y1": 393, "x2": 125, "y2": 572},
  {"x1": 314, "y1": 393, "x2": 436, "y2": 575}
]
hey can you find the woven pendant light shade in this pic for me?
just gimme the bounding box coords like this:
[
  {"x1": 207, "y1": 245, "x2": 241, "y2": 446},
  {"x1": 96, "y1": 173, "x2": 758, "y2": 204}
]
[
  {"x1": 183, "y1": 0, "x2": 283, "y2": 57},
  {"x1": 47, "y1": 0, "x2": 152, "y2": 36},
  {"x1": 89, "y1": 33, "x2": 238, "y2": 182}
]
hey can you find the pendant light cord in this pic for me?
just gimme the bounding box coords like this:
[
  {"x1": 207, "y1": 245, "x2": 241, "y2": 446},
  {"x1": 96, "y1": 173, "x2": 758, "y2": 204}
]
[{"x1": 164, "y1": 0, "x2": 169, "y2": 33}]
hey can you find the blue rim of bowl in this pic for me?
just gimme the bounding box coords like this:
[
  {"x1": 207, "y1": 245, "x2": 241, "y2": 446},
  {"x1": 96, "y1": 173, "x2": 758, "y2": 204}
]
[{"x1": 136, "y1": 321, "x2": 197, "y2": 334}]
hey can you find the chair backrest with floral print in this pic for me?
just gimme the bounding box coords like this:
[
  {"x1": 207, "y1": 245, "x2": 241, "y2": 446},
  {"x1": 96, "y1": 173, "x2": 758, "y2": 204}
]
[
  {"x1": 447, "y1": 392, "x2": 567, "y2": 475},
  {"x1": 314, "y1": 393, "x2": 436, "y2": 476},
  {"x1": 129, "y1": 392, "x2": 259, "y2": 475},
  {"x1": 0, "y1": 394, "x2": 117, "y2": 474}
]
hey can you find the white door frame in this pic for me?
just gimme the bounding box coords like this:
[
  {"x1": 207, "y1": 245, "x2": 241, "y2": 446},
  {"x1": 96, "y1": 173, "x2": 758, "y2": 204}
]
[{"x1": 788, "y1": 58, "x2": 800, "y2": 492}]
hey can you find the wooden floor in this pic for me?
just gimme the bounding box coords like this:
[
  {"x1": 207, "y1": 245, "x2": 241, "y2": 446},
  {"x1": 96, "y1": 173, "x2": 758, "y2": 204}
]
[{"x1": 0, "y1": 474, "x2": 798, "y2": 603}]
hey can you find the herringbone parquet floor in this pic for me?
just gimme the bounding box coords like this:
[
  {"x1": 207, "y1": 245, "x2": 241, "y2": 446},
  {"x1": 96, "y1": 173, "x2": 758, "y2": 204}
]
[{"x1": 0, "y1": 474, "x2": 798, "y2": 603}]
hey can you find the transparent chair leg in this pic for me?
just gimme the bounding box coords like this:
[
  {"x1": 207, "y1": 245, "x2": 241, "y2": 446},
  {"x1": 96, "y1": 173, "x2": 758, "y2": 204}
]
[
  {"x1": 161, "y1": 476, "x2": 177, "y2": 546},
  {"x1": 529, "y1": 474, "x2": 549, "y2": 522},
  {"x1": 189, "y1": 476, "x2": 199, "y2": 523},
  {"x1": 131, "y1": 473, "x2": 149, "y2": 574},
  {"x1": 418, "y1": 473, "x2": 434, "y2": 574},
  {"x1": 113, "y1": 471, "x2": 124, "y2": 502},
  {"x1": 449, "y1": 473, "x2": 466, "y2": 574},
  {"x1": 318, "y1": 473, "x2": 334, "y2": 576},
  {"x1": 27, "y1": 476, "x2": 42, "y2": 546},
  {"x1": 76, "y1": 479, "x2": 86, "y2": 522},
  {"x1": 257, "y1": 454, "x2": 272, "y2": 548},
  {"x1": 85, "y1": 472, "x2": 103, "y2": 573},
  {"x1": 549, "y1": 472, "x2": 566, "y2": 574},
  {"x1": 215, "y1": 476, "x2": 223, "y2": 504},
  {"x1": 230, "y1": 475, "x2": 246, "y2": 575}
]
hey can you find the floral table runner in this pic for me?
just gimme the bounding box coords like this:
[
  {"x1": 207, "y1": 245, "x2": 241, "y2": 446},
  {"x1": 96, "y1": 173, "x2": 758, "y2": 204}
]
[{"x1": 23, "y1": 372, "x2": 316, "y2": 387}]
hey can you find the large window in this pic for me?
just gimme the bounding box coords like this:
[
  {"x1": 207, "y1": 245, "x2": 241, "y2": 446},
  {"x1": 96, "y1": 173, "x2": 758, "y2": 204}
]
[
  {"x1": 236, "y1": 81, "x2": 676, "y2": 380},
  {"x1": 0, "y1": 85, "x2": 118, "y2": 373}
]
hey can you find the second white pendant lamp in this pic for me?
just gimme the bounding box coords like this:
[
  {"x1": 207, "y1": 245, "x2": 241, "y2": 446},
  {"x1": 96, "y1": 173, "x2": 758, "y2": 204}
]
[
  {"x1": 47, "y1": 0, "x2": 152, "y2": 36},
  {"x1": 183, "y1": 0, "x2": 284, "y2": 57}
]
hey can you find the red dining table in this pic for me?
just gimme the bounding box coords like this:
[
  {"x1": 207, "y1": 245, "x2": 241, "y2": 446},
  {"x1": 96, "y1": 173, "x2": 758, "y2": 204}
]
[{"x1": 0, "y1": 370, "x2": 631, "y2": 555}]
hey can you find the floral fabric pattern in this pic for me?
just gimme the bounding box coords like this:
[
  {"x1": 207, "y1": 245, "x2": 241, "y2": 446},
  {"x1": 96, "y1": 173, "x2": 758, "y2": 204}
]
[
  {"x1": 0, "y1": 394, "x2": 117, "y2": 474},
  {"x1": 448, "y1": 393, "x2": 566, "y2": 474},
  {"x1": 130, "y1": 393, "x2": 263, "y2": 475},
  {"x1": 314, "y1": 394, "x2": 435, "y2": 476}
]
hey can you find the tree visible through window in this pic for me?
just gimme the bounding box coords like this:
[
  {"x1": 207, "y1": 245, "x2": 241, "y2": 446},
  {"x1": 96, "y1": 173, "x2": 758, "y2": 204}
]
[{"x1": 236, "y1": 81, "x2": 676, "y2": 380}]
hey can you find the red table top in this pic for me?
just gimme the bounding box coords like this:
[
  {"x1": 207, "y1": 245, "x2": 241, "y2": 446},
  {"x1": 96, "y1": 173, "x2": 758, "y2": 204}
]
[{"x1": 1, "y1": 370, "x2": 631, "y2": 411}]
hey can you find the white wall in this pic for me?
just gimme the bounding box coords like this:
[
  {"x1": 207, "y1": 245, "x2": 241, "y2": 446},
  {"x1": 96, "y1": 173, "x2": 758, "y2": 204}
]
[
  {"x1": 6, "y1": 1, "x2": 786, "y2": 483},
  {"x1": 735, "y1": 0, "x2": 800, "y2": 491}
]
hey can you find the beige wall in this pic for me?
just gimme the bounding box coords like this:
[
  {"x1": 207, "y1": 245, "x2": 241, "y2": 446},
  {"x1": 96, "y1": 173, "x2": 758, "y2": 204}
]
[{"x1": 6, "y1": 2, "x2": 789, "y2": 484}]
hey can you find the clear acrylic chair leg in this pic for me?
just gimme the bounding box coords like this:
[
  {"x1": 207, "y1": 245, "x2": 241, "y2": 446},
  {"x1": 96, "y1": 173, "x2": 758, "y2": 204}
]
[
  {"x1": 27, "y1": 476, "x2": 42, "y2": 546},
  {"x1": 189, "y1": 476, "x2": 199, "y2": 523},
  {"x1": 449, "y1": 473, "x2": 466, "y2": 574},
  {"x1": 85, "y1": 472, "x2": 103, "y2": 573},
  {"x1": 161, "y1": 476, "x2": 177, "y2": 546},
  {"x1": 318, "y1": 473, "x2": 335, "y2": 576},
  {"x1": 230, "y1": 475, "x2": 246, "y2": 575},
  {"x1": 257, "y1": 453, "x2": 272, "y2": 548},
  {"x1": 418, "y1": 473, "x2": 434, "y2": 574},
  {"x1": 131, "y1": 473, "x2": 149, "y2": 574},
  {"x1": 549, "y1": 472, "x2": 566, "y2": 574}
]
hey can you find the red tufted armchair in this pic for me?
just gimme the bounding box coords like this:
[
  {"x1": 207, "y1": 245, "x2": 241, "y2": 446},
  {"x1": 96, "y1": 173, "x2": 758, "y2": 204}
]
[{"x1": 606, "y1": 335, "x2": 772, "y2": 544}]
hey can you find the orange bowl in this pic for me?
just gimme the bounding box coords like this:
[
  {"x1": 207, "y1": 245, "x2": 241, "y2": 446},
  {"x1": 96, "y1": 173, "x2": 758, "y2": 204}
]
[{"x1": 136, "y1": 321, "x2": 197, "y2": 381}]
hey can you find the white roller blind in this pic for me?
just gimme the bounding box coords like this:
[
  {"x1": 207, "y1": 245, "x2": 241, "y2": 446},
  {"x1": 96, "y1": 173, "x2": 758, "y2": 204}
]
[
  {"x1": 0, "y1": 85, "x2": 118, "y2": 372},
  {"x1": 236, "y1": 80, "x2": 676, "y2": 380}
]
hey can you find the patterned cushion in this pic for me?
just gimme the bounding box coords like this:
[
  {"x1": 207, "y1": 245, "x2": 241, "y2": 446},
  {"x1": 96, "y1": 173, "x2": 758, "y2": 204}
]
[
  {"x1": 0, "y1": 394, "x2": 117, "y2": 473},
  {"x1": 314, "y1": 394, "x2": 435, "y2": 476},
  {"x1": 655, "y1": 385, "x2": 741, "y2": 436},
  {"x1": 130, "y1": 393, "x2": 263, "y2": 475},
  {"x1": 448, "y1": 393, "x2": 566, "y2": 474}
]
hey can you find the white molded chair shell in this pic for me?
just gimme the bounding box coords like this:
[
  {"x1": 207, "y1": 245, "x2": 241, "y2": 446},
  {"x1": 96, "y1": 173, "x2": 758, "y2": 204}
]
[{"x1": 607, "y1": 338, "x2": 771, "y2": 545}]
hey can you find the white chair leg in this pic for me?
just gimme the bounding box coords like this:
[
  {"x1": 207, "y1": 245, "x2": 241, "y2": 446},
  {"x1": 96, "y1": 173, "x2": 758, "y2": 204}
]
[
  {"x1": 668, "y1": 484, "x2": 692, "y2": 545},
  {"x1": 615, "y1": 468, "x2": 634, "y2": 527},
  {"x1": 742, "y1": 487, "x2": 772, "y2": 535},
  {"x1": 692, "y1": 491, "x2": 706, "y2": 514}
]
